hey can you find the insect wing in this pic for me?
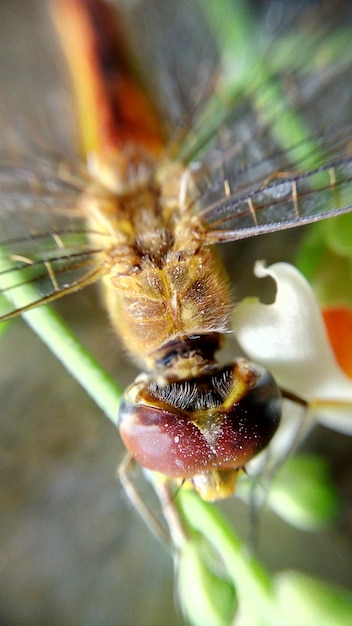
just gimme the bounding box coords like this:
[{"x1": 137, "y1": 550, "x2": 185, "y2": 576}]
[
  {"x1": 181, "y1": 6, "x2": 352, "y2": 243},
  {"x1": 0, "y1": 158, "x2": 111, "y2": 320},
  {"x1": 197, "y1": 126, "x2": 352, "y2": 244}
]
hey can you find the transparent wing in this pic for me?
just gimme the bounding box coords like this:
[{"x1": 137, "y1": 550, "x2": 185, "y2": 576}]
[
  {"x1": 0, "y1": 159, "x2": 87, "y2": 226},
  {"x1": 182, "y1": 4, "x2": 352, "y2": 244},
  {"x1": 194, "y1": 124, "x2": 352, "y2": 244},
  {"x1": 0, "y1": 230, "x2": 111, "y2": 321},
  {"x1": 0, "y1": 158, "x2": 113, "y2": 320}
]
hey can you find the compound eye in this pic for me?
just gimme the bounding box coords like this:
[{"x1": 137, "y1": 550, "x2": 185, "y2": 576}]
[{"x1": 118, "y1": 359, "x2": 281, "y2": 481}]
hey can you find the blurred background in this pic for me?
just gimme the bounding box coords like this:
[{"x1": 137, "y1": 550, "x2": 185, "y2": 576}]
[{"x1": 0, "y1": 1, "x2": 351, "y2": 625}]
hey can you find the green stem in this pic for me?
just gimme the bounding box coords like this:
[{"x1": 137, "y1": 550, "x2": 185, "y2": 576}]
[
  {"x1": 178, "y1": 491, "x2": 284, "y2": 626},
  {"x1": 0, "y1": 287, "x2": 121, "y2": 424},
  {"x1": 21, "y1": 304, "x2": 122, "y2": 424}
]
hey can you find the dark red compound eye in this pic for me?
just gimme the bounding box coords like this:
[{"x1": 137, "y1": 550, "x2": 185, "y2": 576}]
[{"x1": 118, "y1": 359, "x2": 282, "y2": 483}]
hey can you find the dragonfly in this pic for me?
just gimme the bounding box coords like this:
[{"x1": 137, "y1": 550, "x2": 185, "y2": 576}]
[{"x1": 0, "y1": 0, "x2": 352, "y2": 509}]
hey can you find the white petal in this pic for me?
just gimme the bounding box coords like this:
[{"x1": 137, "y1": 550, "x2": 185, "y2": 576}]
[{"x1": 232, "y1": 262, "x2": 352, "y2": 433}]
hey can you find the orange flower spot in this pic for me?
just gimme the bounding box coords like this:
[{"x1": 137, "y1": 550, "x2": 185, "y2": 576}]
[{"x1": 323, "y1": 307, "x2": 352, "y2": 378}]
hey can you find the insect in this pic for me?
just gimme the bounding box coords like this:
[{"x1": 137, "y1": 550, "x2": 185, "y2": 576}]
[{"x1": 0, "y1": 0, "x2": 352, "y2": 512}]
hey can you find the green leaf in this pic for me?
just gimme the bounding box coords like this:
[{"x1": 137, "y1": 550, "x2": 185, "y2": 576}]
[
  {"x1": 296, "y1": 213, "x2": 352, "y2": 305},
  {"x1": 323, "y1": 213, "x2": 352, "y2": 258},
  {"x1": 177, "y1": 491, "x2": 283, "y2": 626},
  {"x1": 178, "y1": 536, "x2": 237, "y2": 626},
  {"x1": 275, "y1": 571, "x2": 352, "y2": 626},
  {"x1": 267, "y1": 455, "x2": 340, "y2": 531}
]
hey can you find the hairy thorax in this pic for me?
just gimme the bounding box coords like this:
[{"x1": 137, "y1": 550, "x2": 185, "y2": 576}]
[{"x1": 81, "y1": 157, "x2": 233, "y2": 373}]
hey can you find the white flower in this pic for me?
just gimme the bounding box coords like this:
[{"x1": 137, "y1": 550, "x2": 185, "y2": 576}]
[{"x1": 232, "y1": 262, "x2": 352, "y2": 434}]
